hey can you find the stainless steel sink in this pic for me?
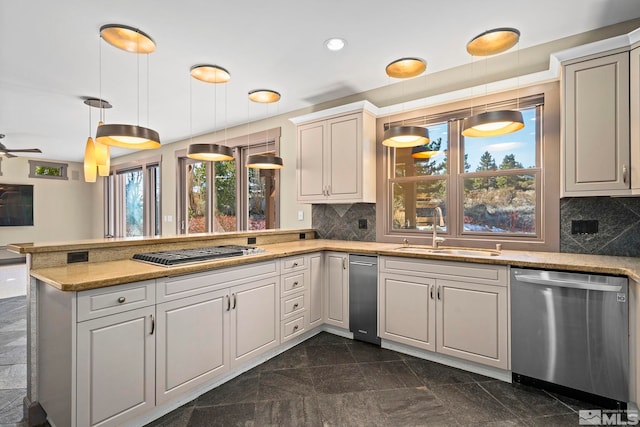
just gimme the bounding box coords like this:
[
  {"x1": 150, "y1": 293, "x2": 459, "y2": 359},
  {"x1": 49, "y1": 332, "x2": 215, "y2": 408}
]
[{"x1": 393, "y1": 246, "x2": 499, "y2": 257}]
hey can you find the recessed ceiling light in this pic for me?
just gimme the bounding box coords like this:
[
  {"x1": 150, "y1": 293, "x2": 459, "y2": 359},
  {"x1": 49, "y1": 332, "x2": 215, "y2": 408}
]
[{"x1": 325, "y1": 38, "x2": 346, "y2": 51}]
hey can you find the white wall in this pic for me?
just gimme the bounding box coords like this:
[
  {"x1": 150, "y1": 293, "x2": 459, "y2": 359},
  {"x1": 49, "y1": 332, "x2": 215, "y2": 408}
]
[{"x1": 0, "y1": 157, "x2": 103, "y2": 246}]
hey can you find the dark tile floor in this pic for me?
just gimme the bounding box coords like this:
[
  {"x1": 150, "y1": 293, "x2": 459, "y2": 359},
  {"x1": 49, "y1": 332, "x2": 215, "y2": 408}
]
[
  {"x1": 145, "y1": 332, "x2": 595, "y2": 427},
  {"x1": 0, "y1": 296, "x2": 27, "y2": 427}
]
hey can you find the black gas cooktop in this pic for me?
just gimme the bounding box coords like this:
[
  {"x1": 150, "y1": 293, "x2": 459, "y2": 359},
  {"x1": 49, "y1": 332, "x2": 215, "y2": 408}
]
[{"x1": 132, "y1": 245, "x2": 259, "y2": 266}]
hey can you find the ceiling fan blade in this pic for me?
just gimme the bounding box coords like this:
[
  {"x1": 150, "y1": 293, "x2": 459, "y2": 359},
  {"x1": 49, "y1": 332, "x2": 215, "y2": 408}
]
[{"x1": 5, "y1": 148, "x2": 42, "y2": 153}]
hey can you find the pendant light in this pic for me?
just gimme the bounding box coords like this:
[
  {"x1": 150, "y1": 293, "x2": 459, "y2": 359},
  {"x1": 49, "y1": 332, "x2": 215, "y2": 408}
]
[
  {"x1": 411, "y1": 145, "x2": 439, "y2": 159},
  {"x1": 83, "y1": 98, "x2": 112, "y2": 176},
  {"x1": 96, "y1": 24, "x2": 161, "y2": 149},
  {"x1": 461, "y1": 28, "x2": 524, "y2": 138},
  {"x1": 382, "y1": 57, "x2": 430, "y2": 148},
  {"x1": 246, "y1": 89, "x2": 284, "y2": 170},
  {"x1": 83, "y1": 103, "x2": 97, "y2": 183},
  {"x1": 187, "y1": 65, "x2": 234, "y2": 161}
]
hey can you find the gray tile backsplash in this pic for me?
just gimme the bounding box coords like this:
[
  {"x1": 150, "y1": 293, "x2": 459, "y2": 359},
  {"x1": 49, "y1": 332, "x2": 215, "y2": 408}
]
[
  {"x1": 560, "y1": 197, "x2": 640, "y2": 257},
  {"x1": 312, "y1": 204, "x2": 376, "y2": 242},
  {"x1": 313, "y1": 198, "x2": 640, "y2": 257}
]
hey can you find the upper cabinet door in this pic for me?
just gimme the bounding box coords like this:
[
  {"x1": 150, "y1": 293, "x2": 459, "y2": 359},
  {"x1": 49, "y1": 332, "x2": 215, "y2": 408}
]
[
  {"x1": 563, "y1": 51, "x2": 630, "y2": 196},
  {"x1": 296, "y1": 109, "x2": 376, "y2": 204},
  {"x1": 297, "y1": 121, "x2": 326, "y2": 201},
  {"x1": 630, "y1": 46, "x2": 640, "y2": 193},
  {"x1": 327, "y1": 114, "x2": 361, "y2": 199}
]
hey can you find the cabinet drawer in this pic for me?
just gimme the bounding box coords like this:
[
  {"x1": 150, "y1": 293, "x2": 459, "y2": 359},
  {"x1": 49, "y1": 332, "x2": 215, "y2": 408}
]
[
  {"x1": 282, "y1": 257, "x2": 305, "y2": 272},
  {"x1": 281, "y1": 294, "x2": 305, "y2": 320},
  {"x1": 77, "y1": 280, "x2": 156, "y2": 322},
  {"x1": 281, "y1": 273, "x2": 306, "y2": 296},
  {"x1": 281, "y1": 315, "x2": 305, "y2": 342},
  {"x1": 380, "y1": 256, "x2": 507, "y2": 287}
]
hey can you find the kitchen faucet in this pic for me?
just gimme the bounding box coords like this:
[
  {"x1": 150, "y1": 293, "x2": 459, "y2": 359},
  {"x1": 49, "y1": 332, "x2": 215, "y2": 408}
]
[{"x1": 432, "y1": 206, "x2": 445, "y2": 248}]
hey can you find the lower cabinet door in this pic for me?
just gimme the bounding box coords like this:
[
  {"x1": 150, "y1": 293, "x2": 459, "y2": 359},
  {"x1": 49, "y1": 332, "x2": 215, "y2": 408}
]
[
  {"x1": 76, "y1": 306, "x2": 155, "y2": 427},
  {"x1": 436, "y1": 279, "x2": 508, "y2": 369},
  {"x1": 324, "y1": 252, "x2": 348, "y2": 329},
  {"x1": 379, "y1": 273, "x2": 436, "y2": 351},
  {"x1": 308, "y1": 253, "x2": 324, "y2": 329},
  {"x1": 156, "y1": 289, "x2": 230, "y2": 404},
  {"x1": 230, "y1": 277, "x2": 280, "y2": 367}
]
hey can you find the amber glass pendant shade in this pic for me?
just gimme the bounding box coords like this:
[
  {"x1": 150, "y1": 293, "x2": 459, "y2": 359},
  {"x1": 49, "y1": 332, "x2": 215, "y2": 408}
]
[
  {"x1": 466, "y1": 28, "x2": 520, "y2": 56},
  {"x1": 100, "y1": 24, "x2": 156, "y2": 53},
  {"x1": 385, "y1": 57, "x2": 427, "y2": 78}
]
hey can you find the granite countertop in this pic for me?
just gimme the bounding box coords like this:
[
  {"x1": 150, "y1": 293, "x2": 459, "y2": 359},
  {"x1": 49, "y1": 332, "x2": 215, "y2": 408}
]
[{"x1": 27, "y1": 239, "x2": 640, "y2": 291}]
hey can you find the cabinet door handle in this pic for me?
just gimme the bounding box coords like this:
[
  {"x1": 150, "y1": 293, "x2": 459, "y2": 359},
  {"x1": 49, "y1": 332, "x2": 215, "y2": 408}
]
[
  {"x1": 437, "y1": 286, "x2": 441, "y2": 300},
  {"x1": 623, "y1": 165, "x2": 628, "y2": 184},
  {"x1": 342, "y1": 258, "x2": 347, "y2": 270},
  {"x1": 430, "y1": 285, "x2": 434, "y2": 300},
  {"x1": 232, "y1": 293, "x2": 237, "y2": 309},
  {"x1": 150, "y1": 315, "x2": 155, "y2": 335},
  {"x1": 117, "y1": 297, "x2": 126, "y2": 304},
  {"x1": 327, "y1": 184, "x2": 331, "y2": 195},
  {"x1": 226, "y1": 295, "x2": 231, "y2": 311}
]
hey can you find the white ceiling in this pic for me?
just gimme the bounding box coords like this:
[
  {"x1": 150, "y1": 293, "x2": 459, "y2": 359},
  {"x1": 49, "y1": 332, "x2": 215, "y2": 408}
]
[{"x1": 1, "y1": 0, "x2": 640, "y2": 162}]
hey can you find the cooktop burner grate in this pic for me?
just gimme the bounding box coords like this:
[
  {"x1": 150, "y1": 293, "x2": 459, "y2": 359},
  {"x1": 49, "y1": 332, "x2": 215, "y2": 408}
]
[{"x1": 133, "y1": 245, "x2": 254, "y2": 266}]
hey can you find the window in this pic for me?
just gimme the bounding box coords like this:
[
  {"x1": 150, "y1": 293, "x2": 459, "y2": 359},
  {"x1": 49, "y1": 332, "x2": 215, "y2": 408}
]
[
  {"x1": 104, "y1": 157, "x2": 161, "y2": 237},
  {"x1": 28, "y1": 160, "x2": 68, "y2": 180},
  {"x1": 176, "y1": 128, "x2": 280, "y2": 234},
  {"x1": 380, "y1": 84, "x2": 560, "y2": 251}
]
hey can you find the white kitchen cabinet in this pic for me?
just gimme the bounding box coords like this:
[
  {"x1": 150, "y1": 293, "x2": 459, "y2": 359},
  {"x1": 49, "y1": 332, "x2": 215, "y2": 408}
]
[
  {"x1": 631, "y1": 46, "x2": 640, "y2": 191},
  {"x1": 231, "y1": 277, "x2": 280, "y2": 366},
  {"x1": 436, "y1": 279, "x2": 508, "y2": 369},
  {"x1": 76, "y1": 306, "x2": 156, "y2": 427},
  {"x1": 155, "y1": 289, "x2": 229, "y2": 405},
  {"x1": 308, "y1": 253, "x2": 324, "y2": 329},
  {"x1": 324, "y1": 251, "x2": 349, "y2": 329},
  {"x1": 296, "y1": 109, "x2": 376, "y2": 203},
  {"x1": 378, "y1": 256, "x2": 509, "y2": 370},
  {"x1": 379, "y1": 273, "x2": 436, "y2": 352},
  {"x1": 562, "y1": 51, "x2": 630, "y2": 196}
]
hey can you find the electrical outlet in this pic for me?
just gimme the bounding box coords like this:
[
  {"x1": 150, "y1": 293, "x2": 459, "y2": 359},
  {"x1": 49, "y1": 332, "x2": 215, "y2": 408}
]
[
  {"x1": 571, "y1": 219, "x2": 598, "y2": 234},
  {"x1": 358, "y1": 219, "x2": 367, "y2": 229},
  {"x1": 297, "y1": 210, "x2": 304, "y2": 221}
]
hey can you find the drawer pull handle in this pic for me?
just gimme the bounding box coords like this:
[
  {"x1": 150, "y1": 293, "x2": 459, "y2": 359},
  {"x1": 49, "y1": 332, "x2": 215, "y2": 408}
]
[
  {"x1": 293, "y1": 303, "x2": 299, "y2": 309},
  {"x1": 293, "y1": 281, "x2": 299, "y2": 287},
  {"x1": 118, "y1": 297, "x2": 126, "y2": 304},
  {"x1": 293, "y1": 325, "x2": 299, "y2": 331},
  {"x1": 292, "y1": 262, "x2": 298, "y2": 267}
]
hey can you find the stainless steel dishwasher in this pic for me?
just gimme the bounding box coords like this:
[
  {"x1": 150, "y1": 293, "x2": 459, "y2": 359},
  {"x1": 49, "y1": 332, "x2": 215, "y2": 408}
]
[
  {"x1": 349, "y1": 254, "x2": 380, "y2": 345},
  {"x1": 511, "y1": 268, "x2": 629, "y2": 404}
]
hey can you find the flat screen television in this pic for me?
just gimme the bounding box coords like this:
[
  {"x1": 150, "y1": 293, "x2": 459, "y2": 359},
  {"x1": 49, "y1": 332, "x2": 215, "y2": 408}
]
[{"x1": 0, "y1": 184, "x2": 34, "y2": 226}]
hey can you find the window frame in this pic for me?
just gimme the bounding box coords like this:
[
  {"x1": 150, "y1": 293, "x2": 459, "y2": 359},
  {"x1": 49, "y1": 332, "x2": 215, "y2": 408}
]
[
  {"x1": 376, "y1": 83, "x2": 560, "y2": 252},
  {"x1": 104, "y1": 156, "x2": 162, "y2": 238},
  {"x1": 175, "y1": 127, "x2": 281, "y2": 234},
  {"x1": 28, "y1": 160, "x2": 68, "y2": 180}
]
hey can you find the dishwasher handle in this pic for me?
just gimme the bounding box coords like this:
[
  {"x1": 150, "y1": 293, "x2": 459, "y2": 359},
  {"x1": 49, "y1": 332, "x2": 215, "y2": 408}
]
[
  {"x1": 514, "y1": 272, "x2": 624, "y2": 292},
  {"x1": 349, "y1": 261, "x2": 376, "y2": 267}
]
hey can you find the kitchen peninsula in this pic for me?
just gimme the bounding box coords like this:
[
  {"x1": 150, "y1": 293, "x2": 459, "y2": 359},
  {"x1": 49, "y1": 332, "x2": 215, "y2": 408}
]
[{"x1": 9, "y1": 230, "x2": 640, "y2": 426}]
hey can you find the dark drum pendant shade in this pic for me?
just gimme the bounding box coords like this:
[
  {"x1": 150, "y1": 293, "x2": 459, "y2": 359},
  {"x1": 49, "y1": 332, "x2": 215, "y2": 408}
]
[
  {"x1": 411, "y1": 145, "x2": 439, "y2": 159},
  {"x1": 187, "y1": 143, "x2": 234, "y2": 161},
  {"x1": 96, "y1": 123, "x2": 161, "y2": 149},
  {"x1": 382, "y1": 126, "x2": 430, "y2": 148},
  {"x1": 247, "y1": 154, "x2": 283, "y2": 169},
  {"x1": 461, "y1": 110, "x2": 524, "y2": 138}
]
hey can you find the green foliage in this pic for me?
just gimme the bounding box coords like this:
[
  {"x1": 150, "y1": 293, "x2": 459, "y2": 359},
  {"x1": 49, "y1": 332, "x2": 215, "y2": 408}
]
[{"x1": 35, "y1": 166, "x2": 61, "y2": 176}]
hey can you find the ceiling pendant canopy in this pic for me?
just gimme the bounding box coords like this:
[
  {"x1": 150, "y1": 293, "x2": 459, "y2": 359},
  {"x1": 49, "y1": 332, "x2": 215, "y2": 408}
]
[
  {"x1": 100, "y1": 24, "x2": 156, "y2": 53},
  {"x1": 466, "y1": 27, "x2": 520, "y2": 56},
  {"x1": 461, "y1": 110, "x2": 524, "y2": 137},
  {"x1": 190, "y1": 64, "x2": 231, "y2": 83},
  {"x1": 385, "y1": 57, "x2": 427, "y2": 79},
  {"x1": 248, "y1": 89, "x2": 281, "y2": 103}
]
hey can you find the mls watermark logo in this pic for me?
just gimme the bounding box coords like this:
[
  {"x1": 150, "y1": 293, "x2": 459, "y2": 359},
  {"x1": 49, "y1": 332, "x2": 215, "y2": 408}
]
[{"x1": 579, "y1": 409, "x2": 639, "y2": 425}]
